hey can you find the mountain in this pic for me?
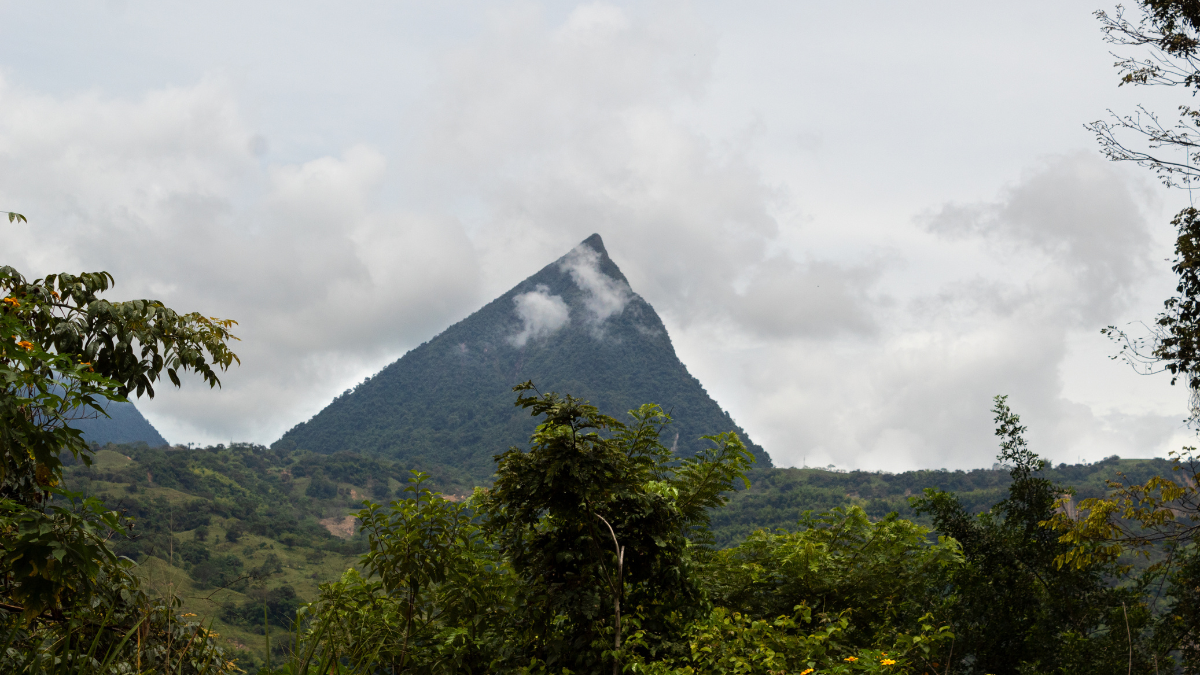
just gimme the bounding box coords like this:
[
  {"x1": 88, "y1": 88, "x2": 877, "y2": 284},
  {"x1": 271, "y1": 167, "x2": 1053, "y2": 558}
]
[
  {"x1": 74, "y1": 400, "x2": 168, "y2": 447},
  {"x1": 274, "y1": 234, "x2": 772, "y2": 483}
]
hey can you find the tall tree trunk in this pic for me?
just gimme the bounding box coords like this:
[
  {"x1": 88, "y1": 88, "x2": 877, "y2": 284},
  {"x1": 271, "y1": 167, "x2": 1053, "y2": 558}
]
[{"x1": 613, "y1": 544, "x2": 624, "y2": 675}]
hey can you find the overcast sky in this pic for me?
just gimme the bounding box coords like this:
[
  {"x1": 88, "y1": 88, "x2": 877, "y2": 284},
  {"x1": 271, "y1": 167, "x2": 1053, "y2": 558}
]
[{"x1": 2, "y1": 1, "x2": 1193, "y2": 471}]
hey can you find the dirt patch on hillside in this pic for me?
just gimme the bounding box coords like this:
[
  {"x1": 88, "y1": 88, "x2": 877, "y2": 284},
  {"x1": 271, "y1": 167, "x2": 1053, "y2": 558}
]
[{"x1": 319, "y1": 515, "x2": 358, "y2": 539}]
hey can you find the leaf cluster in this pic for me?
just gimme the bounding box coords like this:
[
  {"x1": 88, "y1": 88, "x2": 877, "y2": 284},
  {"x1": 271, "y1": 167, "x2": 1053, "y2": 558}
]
[{"x1": 1, "y1": 260, "x2": 240, "y2": 670}]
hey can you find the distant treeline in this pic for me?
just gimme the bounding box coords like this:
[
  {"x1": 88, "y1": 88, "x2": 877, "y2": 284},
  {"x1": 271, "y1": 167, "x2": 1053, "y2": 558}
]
[{"x1": 713, "y1": 455, "x2": 1174, "y2": 546}]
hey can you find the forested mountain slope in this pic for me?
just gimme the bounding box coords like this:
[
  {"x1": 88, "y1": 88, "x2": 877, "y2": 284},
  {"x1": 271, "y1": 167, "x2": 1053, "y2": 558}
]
[
  {"x1": 60, "y1": 442, "x2": 454, "y2": 667},
  {"x1": 274, "y1": 234, "x2": 771, "y2": 482},
  {"x1": 72, "y1": 399, "x2": 168, "y2": 447}
]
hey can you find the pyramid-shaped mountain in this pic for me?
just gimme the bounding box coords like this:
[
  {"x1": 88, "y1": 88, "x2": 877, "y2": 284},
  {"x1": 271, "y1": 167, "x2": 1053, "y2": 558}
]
[{"x1": 273, "y1": 234, "x2": 772, "y2": 483}]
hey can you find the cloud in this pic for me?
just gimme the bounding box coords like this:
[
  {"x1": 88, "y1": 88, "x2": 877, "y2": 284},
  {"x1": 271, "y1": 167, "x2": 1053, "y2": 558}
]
[
  {"x1": 0, "y1": 3, "x2": 1186, "y2": 473},
  {"x1": 559, "y1": 243, "x2": 631, "y2": 324},
  {"x1": 0, "y1": 75, "x2": 481, "y2": 443},
  {"x1": 415, "y1": 3, "x2": 880, "y2": 345},
  {"x1": 730, "y1": 256, "x2": 882, "y2": 339},
  {"x1": 509, "y1": 284, "x2": 571, "y2": 347},
  {"x1": 683, "y1": 154, "x2": 1171, "y2": 472},
  {"x1": 919, "y1": 152, "x2": 1155, "y2": 326}
]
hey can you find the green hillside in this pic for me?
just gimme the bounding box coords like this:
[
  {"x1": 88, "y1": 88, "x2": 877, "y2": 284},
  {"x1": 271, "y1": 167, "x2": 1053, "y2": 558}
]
[
  {"x1": 712, "y1": 455, "x2": 1176, "y2": 547},
  {"x1": 274, "y1": 234, "x2": 772, "y2": 482},
  {"x1": 68, "y1": 440, "x2": 1171, "y2": 668},
  {"x1": 60, "y1": 442, "x2": 474, "y2": 668}
]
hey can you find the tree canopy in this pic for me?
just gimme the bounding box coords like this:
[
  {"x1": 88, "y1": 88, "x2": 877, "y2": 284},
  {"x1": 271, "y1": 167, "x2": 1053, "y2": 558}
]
[{"x1": 1, "y1": 257, "x2": 241, "y2": 672}]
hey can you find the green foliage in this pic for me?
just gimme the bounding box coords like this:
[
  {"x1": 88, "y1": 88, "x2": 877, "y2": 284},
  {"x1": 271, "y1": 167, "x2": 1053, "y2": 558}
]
[
  {"x1": 221, "y1": 584, "x2": 302, "y2": 631},
  {"x1": 1047, "y1": 448, "x2": 1200, "y2": 670},
  {"x1": 261, "y1": 388, "x2": 1200, "y2": 675},
  {"x1": 912, "y1": 396, "x2": 1148, "y2": 674},
  {"x1": 712, "y1": 457, "x2": 1173, "y2": 548},
  {"x1": 1105, "y1": 207, "x2": 1200, "y2": 420},
  {"x1": 1, "y1": 586, "x2": 240, "y2": 674},
  {"x1": 305, "y1": 472, "x2": 337, "y2": 499},
  {"x1": 701, "y1": 506, "x2": 961, "y2": 649},
  {"x1": 627, "y1": 606, "x2": 953, "y2": 675},
  {"x1": 63, "y1": 442, "x2": 470, "y2": 561},
  {"x1": 1, "y1": 264, "x2": 239, "y2": 614},
  {"x1": 292, "y1": 473, "x2": 510, "y2": 673},
  {"x1": 480, "y1": 383, "x2": 754, "y2": 673},
  {"x1": 0, "y1": 260, "x2": 239, "y2": 671}
]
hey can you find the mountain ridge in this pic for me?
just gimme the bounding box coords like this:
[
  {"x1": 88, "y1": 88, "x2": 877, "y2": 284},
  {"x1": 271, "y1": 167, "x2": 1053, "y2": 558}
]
[
  {"x1": 74, "y1": 400, "x2": 168, "y2": 447},
  {"x1": 274, "y1": 234, "x2": 772, "y2": 482}
]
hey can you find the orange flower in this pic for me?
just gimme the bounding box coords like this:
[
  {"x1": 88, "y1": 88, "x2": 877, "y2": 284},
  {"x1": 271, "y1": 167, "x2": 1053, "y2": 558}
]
[
  {"x1": 881, "y1": 659, "x2": 897, "y2": 666},
  {"x1": 844, "y1": 656, "x2": 858, "y2": 662},
  {"x1": 799, "y1": 669, "x2": 814, "y2": 675},
  {"x1": 17, "y1": 340, "x2": 33, "y2": 351},
  {"x1": 2, "y1": 297, "x2": 18, "y2": 307}
]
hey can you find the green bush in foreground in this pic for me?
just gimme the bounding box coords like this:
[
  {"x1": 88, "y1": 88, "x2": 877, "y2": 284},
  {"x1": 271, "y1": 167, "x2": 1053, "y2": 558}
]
[{"x1": 1, "y1": 263, "x2": 240, "y2": 673}]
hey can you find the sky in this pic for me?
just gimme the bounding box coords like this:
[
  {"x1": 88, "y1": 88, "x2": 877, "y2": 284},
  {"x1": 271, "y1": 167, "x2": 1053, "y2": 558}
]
[{"x1": 1, "y1": 0, "x2": 1194, "y2": 471}]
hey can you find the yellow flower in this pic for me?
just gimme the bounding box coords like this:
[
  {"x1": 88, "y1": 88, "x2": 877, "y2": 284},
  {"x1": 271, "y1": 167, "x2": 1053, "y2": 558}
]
[
  {"x1": 17, "y1": 340, "x2": 33, "y2": 351},
  {"x1": 182, "y1": 613, "x2": 197, "y2": 617},
  {"x1": 844, "y1": 656, "x2": 858, "y2": 662},
  {"x1": 799, "y1": 669, "x2": 814, "y2": 675},
  {"x1": 881, "y1": 659, "x2": 897, "y2": 666},
  {"x1": 2, "y1": 297, "x2": 18, "y2": 307}
]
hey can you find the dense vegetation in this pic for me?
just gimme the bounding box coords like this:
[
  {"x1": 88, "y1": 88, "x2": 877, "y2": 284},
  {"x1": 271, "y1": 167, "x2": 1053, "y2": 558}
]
[
  {"x1": 48, "y1": 436, "x2": 1177, "y2": 670},
  {"x1": 257, "y1": 391, "x2": 1200, "y2": 674},
  {"x1": 712, "y1": 455, "x2": 1176, "y2": 547},
  {"x1": 6, "y1": 262, "x2": 1200, "y2": 672},
  {"x1": 274, "y1": 234, "x2": 771, "y2": 485}
]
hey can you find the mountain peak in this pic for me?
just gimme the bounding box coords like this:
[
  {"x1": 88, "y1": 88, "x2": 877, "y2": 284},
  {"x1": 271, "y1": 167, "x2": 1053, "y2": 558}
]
[
  {"x1": 274, "y1": 237, "x2": 772, "y2": 480},
  {"x1": 579, "y1": 232, "x2": 606, "y2": 255}
]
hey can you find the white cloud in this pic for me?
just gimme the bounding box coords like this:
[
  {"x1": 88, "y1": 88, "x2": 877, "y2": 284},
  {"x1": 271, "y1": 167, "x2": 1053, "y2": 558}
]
[
  {"x1": 679, "y1": 154, "x2": 1176, "y2": 472},
  {"x1": 0, "y1": 75, "x2": 480, "y2": 443},
  {"x1": 559, "y1": 243, "x2": 631, "y2": 323},
  {"x1": 509, "y1": 284, "x2": 571, "y2": 347},
  {"x1": 0, "y1": 1, "x2": 1191, "y2": 472},
  {"x1": 920, "y1": 152, "x2": 1155, "y2": 326}
]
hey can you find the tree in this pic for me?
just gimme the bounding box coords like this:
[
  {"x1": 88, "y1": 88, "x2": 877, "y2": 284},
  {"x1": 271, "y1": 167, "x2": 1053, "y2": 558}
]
[
  {"x1": 1089, "y1": 3, "x2": 1200, "y2": 185},
  {"x1": 293, "y1": 472, "x2": 509, "y2": 674},
  {"x1": 701, "y1": 505, "x2": 961, "y2": 659},
  {"x1": 1086, "y1": 3, "x2": 1200, "y2": 422},
  {"x1": 1, "y1": 259, "x2": 241, "y2": 672},
  {"x1": 1047, "y1": 448, "x2": 1200, "y2": 669},
  {"x1": 2, "y1": 266, "x2": 238, "y2": 507},
  {"x1": 479, "y1": 382, "x2": 754, "y2": 674},
  {"x1": 912, "y1": 396, "x2": 1147, "y2": 674},
  {"x1": 1068, "y1": 8, "x2": 1200, "y2": 667}
]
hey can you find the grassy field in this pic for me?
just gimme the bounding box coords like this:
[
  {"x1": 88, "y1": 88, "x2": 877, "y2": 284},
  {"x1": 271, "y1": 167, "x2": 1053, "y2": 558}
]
[{"x1": 65, "y1": 446, "x2": 371, "y2": 668}]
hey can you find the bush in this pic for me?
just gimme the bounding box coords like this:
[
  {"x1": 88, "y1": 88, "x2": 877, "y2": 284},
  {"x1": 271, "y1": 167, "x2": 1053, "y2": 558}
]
[
  {"x1": 192, "y1": 554, "x2": 246, "y2": 590},
  {"x1": 306, "y1": 473, "x2": 337, "y2": 500}
]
